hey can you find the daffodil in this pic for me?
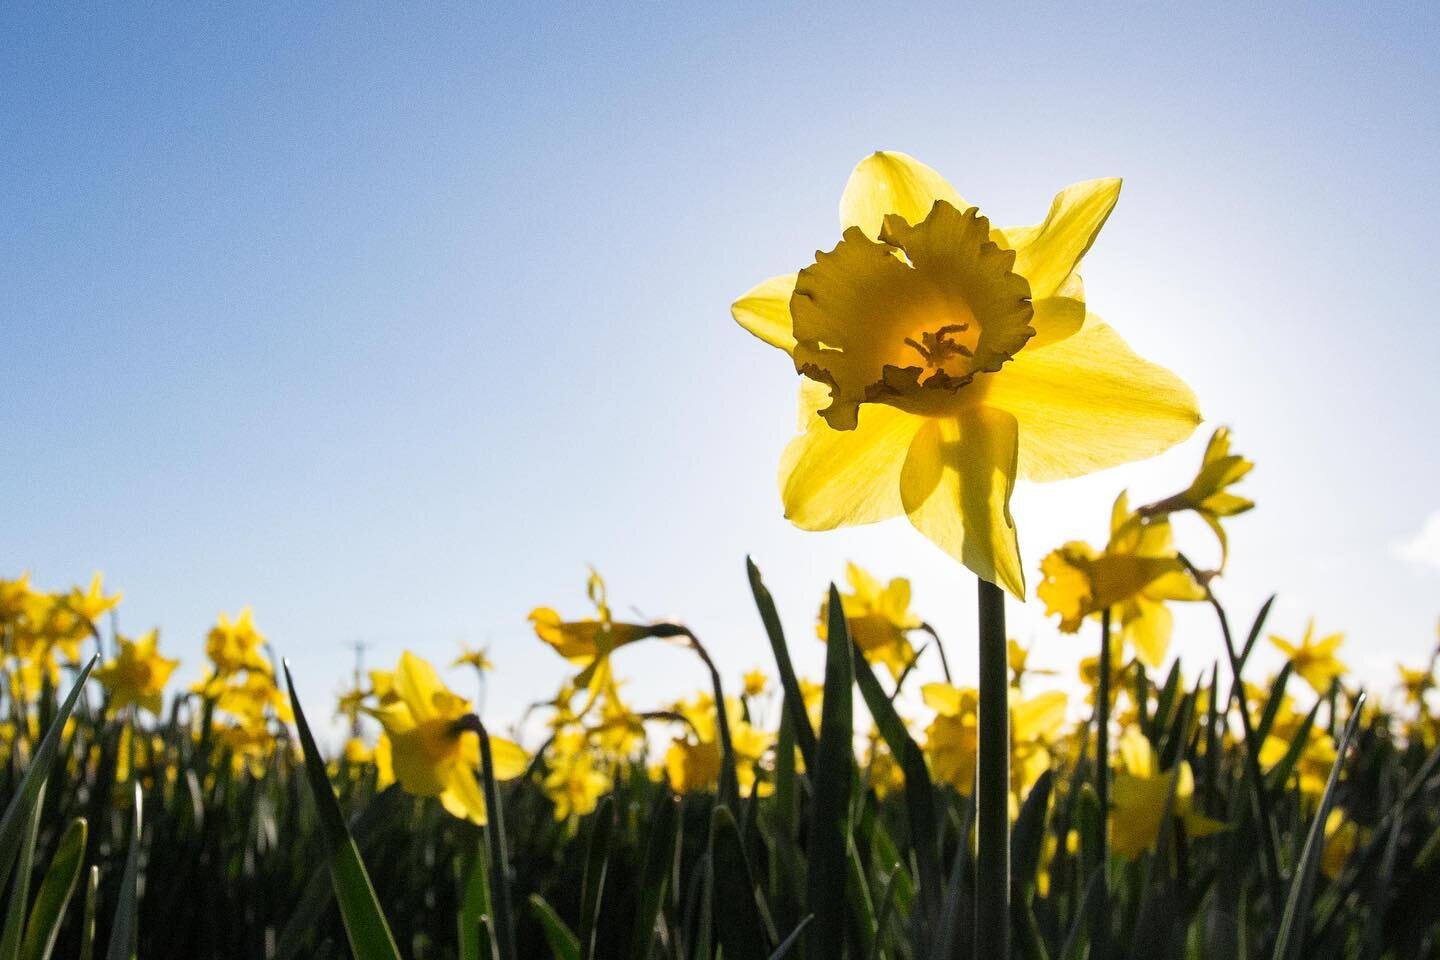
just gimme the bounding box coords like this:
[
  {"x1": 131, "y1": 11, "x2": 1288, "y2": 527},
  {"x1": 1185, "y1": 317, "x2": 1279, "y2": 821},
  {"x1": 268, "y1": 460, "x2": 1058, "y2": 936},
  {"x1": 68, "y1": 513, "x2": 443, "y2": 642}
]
[
  {"x1": 1038, "y1": 493, "x2": 1205, "y2": 667},
  {"x1": 1321, "y1": 809, "x2": 1361, "y2": 880},
  {"x1": 734, "y1": 152, "x2": 1200, "y2": 595},
  {"x1": 817, "y1": 562, "x2": 921, "y2": 680},
  {"x1": 368, "y1": 652, "x2": 527, "y2": 824},
  {"x1": 1140, "y1": 426, "x2": 1253, "y2": 566},
  {"x1": 66, "y1": 573, "x2": 122, "y2": 623},
  {"x1": 529, "y1": 569, "x2": 655, "y2": 704},
  {"x1": 1270, "y1": 620, "x2": 1347, "y2": 696},
  {"x1": 542, "y1": 730, "x2": 612, "y2": 821},
  {"x1": 664, "y1": 737, "x2": 722, "y2": 794},
  {"x1": 205, "y1": 608, "x2": 271, "y2": 676},
  {"x1": 452, "y1": 644, "x2": 494, "y2": 673},
  {"x1": 923, "y1": 682, "x2": 979, "y2": 793},
  {"x1": 1398, "y1": 663, "x2": 1433, "y2": 706},
  {"x1": 94, "y1": 629, "x2": 178, "y2": 714},
  {"x1": 1109, "y1": 730, "x2": 1225, "y2": 859},
  {"x1": 742, "y1": 669, "x2": 769, "y2": 697},
  {"x1": 1007, "y1": 637, "x2": 1055, "y2": 688},
  {"x1": 665, "y1": 691, "x2": 774, "y2": 796}
]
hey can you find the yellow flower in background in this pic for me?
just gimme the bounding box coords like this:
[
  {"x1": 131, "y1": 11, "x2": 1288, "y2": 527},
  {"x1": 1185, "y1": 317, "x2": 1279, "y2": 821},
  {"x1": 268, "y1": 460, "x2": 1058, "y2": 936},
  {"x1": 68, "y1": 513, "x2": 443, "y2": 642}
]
[
  {"x1": 452, "y1": 644, "x2": 494, "y2": 673},
  {"x1": 1259, "y1": 728, "x2": 1336, "y2": 799},
  {"x1": 743, "y1": 669, "x2": 769, "y2": 697},
  {"x1": 1270, "y1": 620, "x2": 1347, "y2": 695},
  {"x1": 1398, "y1": 663, "x2": 1433, "y2": 706},
  {"x1": 1321, "y1": 809, "x2": 1362, "y2": 880},
  {"x1": 1038, "y1": 493, "x2": 1204, "y2": 667},
  {"x1": 94, "y1": 629, "x2": 178, "y2": 714},
  {"x1": 734, "y1": 151, "x2": 1200, "y2": 596},
  {"x1": 923, "y1": 682, "x2": 979, "y2": 793},
  {"x1": 368, "y1": 652, "x2": 526, "y2": 824},
  {"x1": 205, "y1": 608, "x2": 271, "y2": 676},
  {"x1": 1109, "y1": 730, "x2": 1225, "y2": 859},
  {"x1": 529, "y1": 569, "x2": 654, "y2": 703},
  {"x1": 66, "y1": 573, "x2": 123, "y2": 623},
  {"x1": 1141, "y1": 426, "x2": 1254, "y2": 566},
  {"x1": 1011, "y1": 690, "x2": 1067, "y2": 803},
  {"x1": 1007, "y1": 637, "x2": 1055, "y2": 688},
  {"x1": 0, "y1": 573, "x2": 35, "y2": 622},
  {"x1": 1078, "y1": 636, "x2": 1129, "y2": 707},
  {"x1": 817, "y1": 562, "x2": 921, "y2": 680},
  {"x1": 664, "y1": 737, "x2": 721, "y2": 794},
  {"x1": 543, "y1": 729, "x2": 612, "y2": 821}
]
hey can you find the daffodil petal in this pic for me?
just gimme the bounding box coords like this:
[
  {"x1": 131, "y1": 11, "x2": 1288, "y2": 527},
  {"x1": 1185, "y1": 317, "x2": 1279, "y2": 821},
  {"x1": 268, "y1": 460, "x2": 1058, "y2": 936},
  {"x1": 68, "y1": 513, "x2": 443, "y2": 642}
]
[
  {"x1": 1124, "y1": 596, "x2": 1172, "y2": 669},
  {"x1": 780, "y1": 403, "x2": 923, "y2": 530},
  {"x1": 987, "y1": 315, "x2": 1201, "y2": 482},
  {"x1": 731, "y1": 273, "x2": 798, "y2": 353},
  {"x1": 439, "y1": 766, "x2": 489, "y2": 824},
  {"x1": 396, "y1": 651, "x2": 445, "y2": 724},
  {"x1": 899, "y1": 408, "x2": 1024, "y2": 597},
  {"x1": 839, "y1": 151, "x2": 967, "y2": 239},
  {"x1": 1001, "y1": 178, "x2": 1122, "y2": 298}
]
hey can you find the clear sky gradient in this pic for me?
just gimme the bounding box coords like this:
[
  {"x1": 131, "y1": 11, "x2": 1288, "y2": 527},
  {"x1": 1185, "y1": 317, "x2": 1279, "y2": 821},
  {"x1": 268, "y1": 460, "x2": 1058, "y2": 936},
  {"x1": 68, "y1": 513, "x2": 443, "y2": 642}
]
[{"x1": 4, "y1": 4, "x2": 1438, "y2": 733}]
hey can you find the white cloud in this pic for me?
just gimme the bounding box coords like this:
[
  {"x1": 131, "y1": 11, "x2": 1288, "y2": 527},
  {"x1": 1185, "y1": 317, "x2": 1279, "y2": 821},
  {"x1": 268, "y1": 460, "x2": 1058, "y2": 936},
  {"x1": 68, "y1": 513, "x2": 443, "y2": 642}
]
[{"x1": 1395, "y1": 510, "x2": 1440, "y2": 571}]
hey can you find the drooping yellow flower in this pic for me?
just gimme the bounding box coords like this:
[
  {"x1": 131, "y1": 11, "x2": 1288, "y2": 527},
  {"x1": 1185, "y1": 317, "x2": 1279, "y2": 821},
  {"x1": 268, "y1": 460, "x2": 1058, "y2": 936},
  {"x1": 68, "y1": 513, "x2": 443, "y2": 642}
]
[
  {"x1": 664, "y1": 691, "x2": 774, "y2": 796},
  {"x1": 94, "y1": 629, "x2": 178, "y2": 715},
  {"x1": 1109, "y1": 730, "x2": 1225, "y2": 859},
  {"x1": 1270, "y1": 620, "x2": 1347, "y2": 696},
  {"x1": 1038, "y1": 493, "x2": 1205, "y2": 667},
  {"x1": 529, "y1": 569, "x2": 654, "y2": 703},
  {"x1": 817, "y1": 562, "x2": 921, "y2": 680},
  {"x1": 1141, "y1": 427, "x2": 1253, "y2": 566},
  {"x1": 664, "y1": 737, "x2": 722, "y2": 794},
  {"x1": 1397, "y1": 663, "x2": 1433, "y2": 706},
  {"x1": 367, "y1": 652, "x2": 527, "y2": 824},
  {"x1": 734, "y1": 152, "x2": 1200, "y2": 596}
]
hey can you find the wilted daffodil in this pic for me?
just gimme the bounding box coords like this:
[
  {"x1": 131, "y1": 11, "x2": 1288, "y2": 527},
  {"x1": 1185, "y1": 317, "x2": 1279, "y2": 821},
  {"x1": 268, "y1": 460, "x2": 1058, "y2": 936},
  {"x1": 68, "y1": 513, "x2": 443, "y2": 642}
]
[
  {"x1": 1140, "y1": 427, "x2": 1253, "y2": 566},
  {"x1": 818, "y1": 562, "x2": 922, "y2": 680},
  {"x1": 529, "y1": 569, "x2": 656, "y2": 705},
  {"x1": 1038, "y1": 493, "x2": 1205, "y2": 668},
  {"x1": 733, "y1": 151, "x2": 1200, "y2": 596},
  {"x1": 94, "y1": 629, "x2": 178, "y2": 714},
  {"x1": 368, "y1": 652, "x2": 527, "y2": 824},
  {"x1": 1109, "y1": 730, "x2": 1225, "y2": 859},
  {"x1": 1271, "y1": 620, "x2": 1347, "y2": 696}
]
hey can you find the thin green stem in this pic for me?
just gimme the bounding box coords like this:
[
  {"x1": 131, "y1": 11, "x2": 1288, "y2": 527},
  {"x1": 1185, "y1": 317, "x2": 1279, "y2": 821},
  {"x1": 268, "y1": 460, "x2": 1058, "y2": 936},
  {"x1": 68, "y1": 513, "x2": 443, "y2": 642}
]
[
  {"x1": 1093, "y1": 607, "x2": 1112, "y2": 957},
  {"x1": 975, "y1": 577, "x2": 1010, "y2": 960}
]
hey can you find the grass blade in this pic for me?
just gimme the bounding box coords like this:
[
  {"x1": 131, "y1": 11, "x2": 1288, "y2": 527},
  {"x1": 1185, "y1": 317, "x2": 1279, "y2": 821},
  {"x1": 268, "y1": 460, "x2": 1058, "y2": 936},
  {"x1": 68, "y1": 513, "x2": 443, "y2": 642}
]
[
  {"x1": 629, "y1": 794, "x2": 679, "y2": 960},
  {"x1": 769, "y1": 915, "x2": 812, "y2": 960},
  {"x1": 104, "y1": 784, "x2": 141, "y2": 960},
  {"x1": 529, "y1": 894, "x2": 580, "y2": 960},
  {"x1": 282, "y1": 661, "x2": 402, "y2": 960},
  {"x1": 77, "y1": 868, "x2": 97, "y2": 960},
  {"x1": 807, "y1": 583, "x2": 854, "y2": 960},
  {"x1": 20, "y1": 816, "x2": 87, "y2": 960},
  {"x1": 711, "y1": 805, "x2": 775, "y2": 958},
  {"x1": 0, "y1": 657, "x2": 97, "y2": 888},
  {"x1": 1, "y1": 782, "x2": 45, "y2": 960},
  {"x1": 746, "y1": 557, "x2": 818, "y2": 769},
  {"x1": 1271, "y1": 695, "x2": 1365, "y2": 960},
  {"x1": 578, "y1": 796, "x2": 614, "y2": 960}
]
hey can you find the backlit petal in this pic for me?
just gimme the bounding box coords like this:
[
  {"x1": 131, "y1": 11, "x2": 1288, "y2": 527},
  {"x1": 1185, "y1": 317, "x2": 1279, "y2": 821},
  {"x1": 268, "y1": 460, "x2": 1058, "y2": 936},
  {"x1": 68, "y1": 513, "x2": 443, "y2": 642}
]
[
  {"x1": 840, "y1": 151, "x2": 967, "y2": 239},
  {"x1": 899, "y1": 408, "x2": 1024, "y2": 597},
  {"x1": 731, "y1": 273, "x2": 798, "y2": 353},
  {"x1": 1000, "y1": 178, "x2": 1122, "y2": 298},
  {"x1": 986, "y1": 315, "x2": 1200, "y2": 482},
  {"x1": 780, "y1": 403, "x2": 923, "y2": 530}
]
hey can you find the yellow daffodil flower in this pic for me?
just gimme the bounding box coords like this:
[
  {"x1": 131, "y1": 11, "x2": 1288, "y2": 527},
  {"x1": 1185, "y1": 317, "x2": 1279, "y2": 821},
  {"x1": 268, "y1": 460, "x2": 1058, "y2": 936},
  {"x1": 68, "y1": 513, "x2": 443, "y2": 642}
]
[
  {"x1": 734, "y1": 151, "x2": 1200, "y2": 595},
  {"x1": 1398, "y1": 663, "x2": 1433, "y2": 706},
  {"x1": 529, "y1": 569, "x2": 655, "y2": 704},
  {"x1": 1270, "y1": 620, "x2": 1347, "y2": 695},
  {"x1": 743, "y1": 669, "x2": 769, "y2": 697},
  {"x1": 205, "y1": 608, "x2": 271, "y2": 676},
  {"x1": 66, "y1": 573, "x2": 122, "y2": 623},
  {"x1": 452, "y1": 644, "x2": 494, "y2": 673},
  {"x1": 94, "y1": 629, "x2": 178, "y2": 715},
  {"x1": 1321, "y1": 809, "x2": 1362, "y2": 880},
  {"x1": 664, "y1": 737, "x2": 721, "y2": 794},
  {"x1": 923, "y1": 682, "x2": 979, "y2": 794},
  {"x1": 368, "y1": 652, "x2": 526, "y2": 824},
  {"x1": 1141, "y1": 427, "x2": 1253, "y2": 567},
  {"x1": 542, "y1": 730, "x2": 612, "y2": 821},
  {"x1": 1038, "y1": 493, "x2": 1205, "y2": 667},
  {"x1": 817, "y1": 562, "x2": 921, "y2": 680},
  {"x1": 1007, "y1": 637, "x2": 1056, "y2": 688},
  {"x1": 1259, "y1": 728, "x2": 1336, "y2": 799},
  {"x1": 1109, "y1": 730, "x2": 1225, "y2": 859}
]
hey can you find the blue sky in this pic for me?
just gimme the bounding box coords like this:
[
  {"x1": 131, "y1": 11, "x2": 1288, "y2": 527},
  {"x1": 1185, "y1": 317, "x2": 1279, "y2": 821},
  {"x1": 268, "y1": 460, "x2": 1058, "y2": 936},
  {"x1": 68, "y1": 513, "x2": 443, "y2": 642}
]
[{"x1": 3, "y1": 3, "x2": 1438, "y2": 736}]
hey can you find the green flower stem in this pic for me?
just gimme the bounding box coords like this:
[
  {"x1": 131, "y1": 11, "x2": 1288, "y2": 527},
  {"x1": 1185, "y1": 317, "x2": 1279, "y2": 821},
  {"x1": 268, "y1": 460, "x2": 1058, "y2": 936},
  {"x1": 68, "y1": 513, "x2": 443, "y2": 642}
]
[
  {"x1": 1093, "y1": 607, "x2": 1112, "y2": 955},
  {"x1": 975, "y1": 577, "x2": 1010, "y2": 960}
]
